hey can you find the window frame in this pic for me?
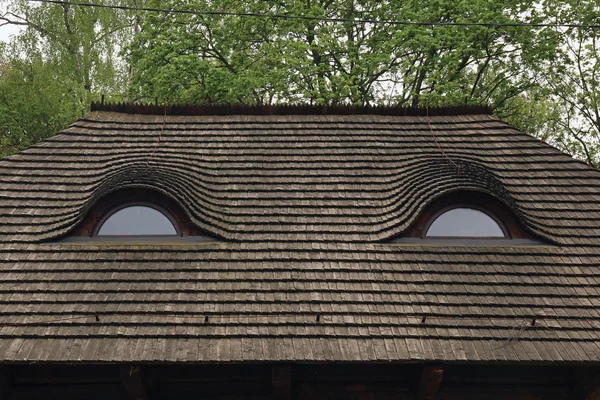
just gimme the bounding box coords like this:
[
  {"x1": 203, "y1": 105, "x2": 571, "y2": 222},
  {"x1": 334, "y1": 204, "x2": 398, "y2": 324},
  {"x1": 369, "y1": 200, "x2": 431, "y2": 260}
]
[
  {"x1": 422, "y1": 204, "x2": 510, "y2": 239},
  {"x1": 92, "y1": 201, "x2": 182, "y2": 237}
]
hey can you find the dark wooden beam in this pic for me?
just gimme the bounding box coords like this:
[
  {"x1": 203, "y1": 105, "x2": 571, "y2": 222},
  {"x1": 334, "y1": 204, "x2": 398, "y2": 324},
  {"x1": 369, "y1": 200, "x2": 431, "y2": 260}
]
[
  {"x1": 418, "y1": 365, "x2": 443, "y2": 400},
  {"x1": 120, "y1": 365, "x2": 149, "y2": 400},
  {"x1": 272, "y1": 365, "x2": 292, "y2": 400}
]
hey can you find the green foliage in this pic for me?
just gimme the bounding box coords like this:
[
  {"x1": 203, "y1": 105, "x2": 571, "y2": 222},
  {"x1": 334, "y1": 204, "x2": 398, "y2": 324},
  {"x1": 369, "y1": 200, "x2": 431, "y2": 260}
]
[
  {"x1": 129, "y1": 0, "x2": 561, "y2": 109},
  {"x1": 0, "y1": 40, "x2": 80, "y2": 156}
]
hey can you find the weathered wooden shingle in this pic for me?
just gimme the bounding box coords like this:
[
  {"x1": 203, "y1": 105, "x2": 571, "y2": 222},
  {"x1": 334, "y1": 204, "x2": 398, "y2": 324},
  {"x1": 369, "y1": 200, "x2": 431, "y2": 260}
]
[{"x1": 0, "y1": 108, "x2": 599, "y2": 363}]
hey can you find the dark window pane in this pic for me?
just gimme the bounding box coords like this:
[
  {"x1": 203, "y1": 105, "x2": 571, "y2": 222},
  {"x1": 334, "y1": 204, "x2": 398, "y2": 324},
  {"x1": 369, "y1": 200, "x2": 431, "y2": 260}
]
[
  {"x1": 426, "y1": 208, "x2": 505, "y2": 237},
  {"x1": 97, "y1": 206, "x2": 177, "y2": 236}
]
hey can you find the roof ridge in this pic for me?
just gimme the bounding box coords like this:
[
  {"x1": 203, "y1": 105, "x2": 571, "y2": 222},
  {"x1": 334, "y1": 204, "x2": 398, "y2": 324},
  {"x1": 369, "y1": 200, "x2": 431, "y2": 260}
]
[{"x1": 90, "y1": 102, "x2": 494, "y2": 116}]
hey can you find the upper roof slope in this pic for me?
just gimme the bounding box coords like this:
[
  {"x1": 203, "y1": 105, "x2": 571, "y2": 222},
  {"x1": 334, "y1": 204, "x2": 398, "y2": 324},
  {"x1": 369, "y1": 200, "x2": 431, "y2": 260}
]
[
  {"x1": 0, "y1": 106, "x2": 598, "y2": 244},
  {"x1": 0, "y1": 105, "x2": 599, "y2": 364}
]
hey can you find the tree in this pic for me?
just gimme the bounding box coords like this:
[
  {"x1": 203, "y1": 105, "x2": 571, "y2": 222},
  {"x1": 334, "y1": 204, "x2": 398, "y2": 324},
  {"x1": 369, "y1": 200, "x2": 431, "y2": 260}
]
[
  {"x1": 129, "y1": 0, "x2": 560, "y2": 106},
  {"x1": 535, "y1": 0, "x2": 599, "y2": 167},
  {"x1": 0, "y1": 39, "x2": 81, "y2": 156},
  {"x1": 0, "y1": 0, "x2": 137, "y2": 155}
]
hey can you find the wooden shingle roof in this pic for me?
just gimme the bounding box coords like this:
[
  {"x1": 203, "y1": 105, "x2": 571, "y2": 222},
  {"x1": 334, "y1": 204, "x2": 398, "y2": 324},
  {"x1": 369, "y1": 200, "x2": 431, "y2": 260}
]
[{"x1": 0, "y1": 106, "x2": 599, "y2": 364}]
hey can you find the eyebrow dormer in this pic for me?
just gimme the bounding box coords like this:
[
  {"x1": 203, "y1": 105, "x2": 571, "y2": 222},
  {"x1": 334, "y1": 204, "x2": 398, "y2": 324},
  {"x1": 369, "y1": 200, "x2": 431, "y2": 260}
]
[
  {"x1": 397, "y1": 190, "x2": 537, "y2": 243},
  {"x1": 68, "y1": 187, "x2": 219, "y2": 241}
]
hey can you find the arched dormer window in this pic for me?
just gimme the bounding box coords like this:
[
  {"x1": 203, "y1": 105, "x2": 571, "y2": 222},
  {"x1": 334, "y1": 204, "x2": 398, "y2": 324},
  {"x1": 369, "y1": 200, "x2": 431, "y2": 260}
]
[
  {"x1": 423, "y1": 206, "x2": 508, "y2": 238},
  {"x1": 94, "y1": 204, "x2": 180, "y2": 236},
  {"x1": 397, "y1": 191, "x2": 536, "y2": 243},
  {"x1": 68, "y1": 188, "x2": 219, "y2": 242}
]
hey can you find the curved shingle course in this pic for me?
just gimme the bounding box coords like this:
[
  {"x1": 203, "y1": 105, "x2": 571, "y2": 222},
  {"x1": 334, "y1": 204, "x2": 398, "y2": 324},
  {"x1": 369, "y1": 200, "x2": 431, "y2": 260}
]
[{"x1": 1, "y1": 111, "x2": 599, "y2": 244}]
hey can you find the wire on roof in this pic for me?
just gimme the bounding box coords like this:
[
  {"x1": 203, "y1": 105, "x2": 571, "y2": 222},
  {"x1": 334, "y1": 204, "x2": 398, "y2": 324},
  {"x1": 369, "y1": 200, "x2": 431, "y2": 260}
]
[
  {"x1": 0, "y1": 311, "x2": 580, "y2": 327},
  {"x1": 145, "y1": 99, "x2": 168, "y2": 169},
  {"x1": 425, "y1": 100, "x2": 461, "y2": 174},
  {"x1": 28, "y1": 0, "x2": 600, "y2": 30}
]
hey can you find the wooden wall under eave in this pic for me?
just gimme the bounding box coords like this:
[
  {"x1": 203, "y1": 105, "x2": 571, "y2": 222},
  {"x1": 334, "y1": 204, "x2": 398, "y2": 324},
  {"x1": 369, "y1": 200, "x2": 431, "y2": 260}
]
[
  {"x1": 6, "y1": 364, "x2": 272, "y2": 400},
  {"x1": 436, "y1": 365, "x2": 576, "y2": 400},
  {"x1": 293, "y1": 364, "x2": 578, "y2": 400},
  {"x1": 150, "y1": 364, "x2": 272, "y2": 400},
  {"x1": 294, "y1": 364, "x2": 417, "y2": 400},
  {"x1": 8, "y1": 365, "x2": 129, "y2": 400},
  {"x1": 1, "y1": 363, "x2": 590, "y2": 400}
]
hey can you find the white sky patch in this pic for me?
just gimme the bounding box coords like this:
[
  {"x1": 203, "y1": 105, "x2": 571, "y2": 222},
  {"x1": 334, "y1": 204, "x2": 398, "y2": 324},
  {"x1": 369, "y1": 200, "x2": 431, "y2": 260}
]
[
  {"x1": 0, "y1": 3, "x2": 25, "y2": 43},
  {"x1": 0, "y1": 23, "x2": 23, "y2": 43}
]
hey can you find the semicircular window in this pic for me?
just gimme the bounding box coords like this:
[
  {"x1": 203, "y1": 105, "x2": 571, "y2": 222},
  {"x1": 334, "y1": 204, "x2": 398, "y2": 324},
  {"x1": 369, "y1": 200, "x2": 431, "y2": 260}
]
[
  {"x1": 96, "y1": 205, "x2": 179, "y2": 236},
  {"x1": 425, "y1": 207, "x2": 507, "y2": 238}
]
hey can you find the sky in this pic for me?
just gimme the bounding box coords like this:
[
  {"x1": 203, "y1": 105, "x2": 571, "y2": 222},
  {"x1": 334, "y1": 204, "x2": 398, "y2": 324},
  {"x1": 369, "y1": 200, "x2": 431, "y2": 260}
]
[
  {"x1": 0, "y1": 4, "x2": 24, "y2": 43},
  {"x1": 0, "y1": 24, "x2": 22, "y2": 43}
]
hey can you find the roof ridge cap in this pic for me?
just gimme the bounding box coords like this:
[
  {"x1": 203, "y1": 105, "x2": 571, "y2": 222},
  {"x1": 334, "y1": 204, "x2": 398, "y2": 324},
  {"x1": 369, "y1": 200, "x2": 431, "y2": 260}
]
[{"x1": 90, "y1": 102, "x2": 494, "y2": 116}]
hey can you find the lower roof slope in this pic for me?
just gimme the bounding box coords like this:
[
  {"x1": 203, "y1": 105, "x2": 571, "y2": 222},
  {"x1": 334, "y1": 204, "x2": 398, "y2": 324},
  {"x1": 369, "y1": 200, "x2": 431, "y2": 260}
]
[
  {"x1": 0, "y1": 106, "x2": 599, "y2": 364},
  {"x1": 0, "y1": 242, "x2": 599, "y2": 363}
]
